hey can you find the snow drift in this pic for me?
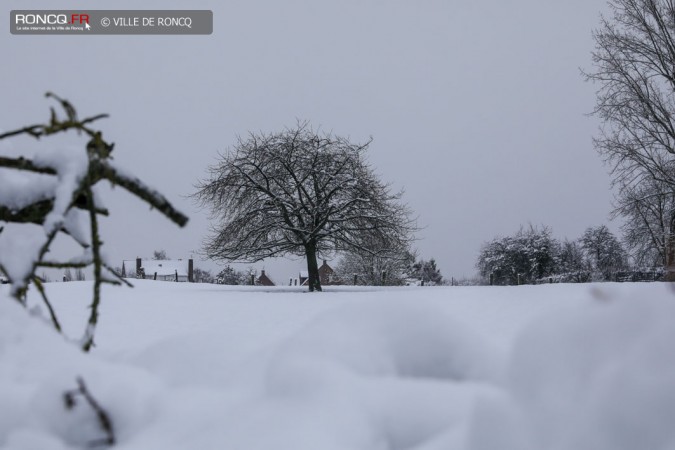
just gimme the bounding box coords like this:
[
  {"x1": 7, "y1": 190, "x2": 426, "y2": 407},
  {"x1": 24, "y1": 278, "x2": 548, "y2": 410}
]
[{"x1": 0, "y1": 282, "x2": 673, "y2": 449}]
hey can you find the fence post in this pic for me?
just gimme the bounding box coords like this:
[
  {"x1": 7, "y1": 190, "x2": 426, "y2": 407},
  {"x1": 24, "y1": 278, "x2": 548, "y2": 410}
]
[
  {"x1": 489, "y1": 273, "x2": 494, "y2": 286},
  {"x1": 250, "y1": 274, "x2": 255, "y2": 285},
  {"x1": 353, "y1": 274, "x2": 358, "y2": 285}
]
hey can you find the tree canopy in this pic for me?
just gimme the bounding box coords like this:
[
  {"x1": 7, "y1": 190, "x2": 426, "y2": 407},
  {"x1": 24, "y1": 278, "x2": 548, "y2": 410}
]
[
  {"x1": 586, "y1": 0, "x2": 675, "y2": 273},
  {"x1": 193, "y1": 123, "x2": 416, "y2": 291}
]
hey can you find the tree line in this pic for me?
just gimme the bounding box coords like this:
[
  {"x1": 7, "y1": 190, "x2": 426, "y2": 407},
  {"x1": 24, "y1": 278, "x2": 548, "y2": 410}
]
[
  {"x1": 158, "y1": 258, "x2": 444, "y2": 287},
  {"x1": 476, "y1": 225, "x2": 640, "y2": 285}
]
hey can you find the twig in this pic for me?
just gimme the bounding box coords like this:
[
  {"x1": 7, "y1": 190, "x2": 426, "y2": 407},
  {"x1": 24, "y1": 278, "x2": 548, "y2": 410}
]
[
  {"x1": 31, "y1": 276, "x2": 62, "y2": 333},
  {"x1": 82, "y1": 187, "x2": 102, "y2": 352},
  {"x1": 64, "y1": 377, "x2": 115, "y2": 447},
  {"x1": 1, "y1": 93, "x2": 188, "y2": 351}
]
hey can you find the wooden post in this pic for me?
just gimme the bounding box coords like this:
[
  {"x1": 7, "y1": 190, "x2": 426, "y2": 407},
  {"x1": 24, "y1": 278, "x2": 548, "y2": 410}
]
[
  {"x1": 175, "y1": 270, "x2": 178, "y2": 282},
  {"x1": 153, "y1": 272, "x2": 157, "y2": 281},
  {"x1": 381, "y1": 270, "x2": 386, "y2": 285},
  {"x1": 489, "y1": 273, "x2": 494, "y2": 286},
  {"x1": 517, "y1": 274, "x2": 521, "y2": 285},
  {"x1": 250, "y1": 274, "x2": 255, "y2": 285},
  {"x1": 353, "y1": 274, "x2": 358, "y2": 285}
]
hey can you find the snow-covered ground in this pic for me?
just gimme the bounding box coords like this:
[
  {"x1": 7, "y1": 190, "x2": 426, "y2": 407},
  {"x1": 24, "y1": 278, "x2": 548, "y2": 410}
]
[{"x1": 1, "y1": 281, "x2": 674, "y2": 449}]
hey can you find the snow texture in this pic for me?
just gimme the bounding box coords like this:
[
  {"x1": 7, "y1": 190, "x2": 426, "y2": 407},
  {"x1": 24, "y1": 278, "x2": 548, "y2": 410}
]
[
  {"x1": 0, "y1": 225, "x2": 49, "y2": 293},
  {"x1": 0, "y1": 282, "x2": 673, "y2": 449},
  {"x1": 0, "y1": 169, "x2": 57, "y2": 211},
  {"x1": 0, "y1": 146, "x2": 90, "y2": 289},
  {"x1": 32, "y1": 146, "x2": 89, "y2": 235}
]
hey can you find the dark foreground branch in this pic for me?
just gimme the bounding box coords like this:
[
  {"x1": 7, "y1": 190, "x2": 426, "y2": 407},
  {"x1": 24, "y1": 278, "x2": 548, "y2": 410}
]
[{"x1": 64, "y1": 377, "x2": 115, "y2": 447}]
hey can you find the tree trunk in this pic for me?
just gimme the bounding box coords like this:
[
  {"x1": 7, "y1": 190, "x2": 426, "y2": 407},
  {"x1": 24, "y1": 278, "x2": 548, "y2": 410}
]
[{"x1": 305, "y1": 241, "x2": 322, "y2": 292}]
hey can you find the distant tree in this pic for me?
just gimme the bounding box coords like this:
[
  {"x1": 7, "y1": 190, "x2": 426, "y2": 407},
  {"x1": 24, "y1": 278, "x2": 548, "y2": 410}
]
[
  {"x1": 215, "y1": 265, "x2": 246, "y2": 285},
  {"x1": 613, "y1": 178, "x2": 675, "y2": 268},
  {"x1": 193, "y1": 122, "x2": 416, "y2": 292},
  {"x1": 152, "y1": 250, "x2": 168, "y2": 260},
  {"x1": 557, "y1": 239, "x2": 591, "y2": 283},
  {"x1": 335, "y1": 237, "x2": 415, "y2": 286},
  {"x1": 580, "y1": 225, "x2": 628, "y2": 280},
  {"x1": 63, "y1": 268, "x2": 73, "y2": 282},
  {"x1": 477, "y1": 225, "x2": 558, "y2": 285},
  {"x1": 411, "y1": 258, "x2": 443, "y2": 285},
  {"x1": 75, "y1": 268, "x2": 86, "y2": 281},
  {"x1": 193, "y1": 267, "x2": 214, "y2": 283}
]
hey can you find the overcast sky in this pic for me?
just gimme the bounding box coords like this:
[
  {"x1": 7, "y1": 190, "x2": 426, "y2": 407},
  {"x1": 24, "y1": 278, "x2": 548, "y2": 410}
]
[{"x1": 2, "y1": 0, "x2": 614, "y2": 282}]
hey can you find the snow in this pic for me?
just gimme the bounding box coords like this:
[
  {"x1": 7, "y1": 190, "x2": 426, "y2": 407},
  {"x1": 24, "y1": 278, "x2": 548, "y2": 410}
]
[
  {"x1": 0, "y1": 169, "x2": 57, "y2": 211},
  {"x1": 0, "y1": 146, "x2": 90, "y2": 289},
  {"x1": 0, "y1": 224, "x2": 48, "y2": 293},
  {"x1": 32, "y1": 146, "x2": 89, "y2": 235},
  {"x1": 0, "y1": 282, "x2": 674, "y2": 449}
]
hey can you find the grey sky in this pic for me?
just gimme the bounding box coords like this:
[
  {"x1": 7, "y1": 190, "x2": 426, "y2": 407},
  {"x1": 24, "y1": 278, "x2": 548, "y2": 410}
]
[{"x1": 2, "y1": 0, "x2": 613, "y2": 281}]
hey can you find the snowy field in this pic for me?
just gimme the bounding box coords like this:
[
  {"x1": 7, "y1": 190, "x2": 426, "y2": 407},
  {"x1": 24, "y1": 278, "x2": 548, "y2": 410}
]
[{"x1": 1, "y1": 281, "x2": 674, "y2": 450}]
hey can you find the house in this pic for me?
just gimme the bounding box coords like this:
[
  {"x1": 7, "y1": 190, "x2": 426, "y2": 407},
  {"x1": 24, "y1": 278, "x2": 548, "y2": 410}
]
[
  {"x1": 291, "y1": 261, "x2": 340, "y2": 286},
  {"x1": 122, "y1": 258, "x2": 194, "y2": 282},
  {"x1": 298, "y1": 270, "x2": 309, "y2": 286},
  {"x1": 319, "y1": 260, "x2": 339, "y2": 285},
  {"x1": 257, "y1": 270, "x2": 275, "y2": 286}
]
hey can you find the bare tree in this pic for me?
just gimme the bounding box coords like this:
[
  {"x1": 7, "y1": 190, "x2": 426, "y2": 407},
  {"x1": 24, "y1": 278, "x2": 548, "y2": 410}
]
[
  {"x1": 557, "y1": 239, "x2": 592, "y2": 282},
  {"x1": 193, "y1": 123, "x2": 416, "y2": 291},
  {"x1": 581, "y1": 225, "x2": 628, "y2": 280},
  {"x1": 335, "y1": 239, "x2": 415, "y2": 286},
  {"x1": 192, "y1": 267, "x2": 214, "y2": 283},
  {"x1": 613, "y1": 177, "x2": 675, "y2": 266},
  {"x1": 586, "y1": 0, "x2": 675, "y2": 190}
]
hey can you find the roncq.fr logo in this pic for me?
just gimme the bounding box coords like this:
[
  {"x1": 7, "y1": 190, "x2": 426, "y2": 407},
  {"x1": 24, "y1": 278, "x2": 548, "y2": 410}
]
[{"x1": 15, "y1": 13, "x2": 90, "y2": 27}]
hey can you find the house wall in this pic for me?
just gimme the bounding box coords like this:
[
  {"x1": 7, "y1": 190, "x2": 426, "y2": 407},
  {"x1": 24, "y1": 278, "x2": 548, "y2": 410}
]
[{"x1": 126, "y1": 258, "x2": 194, "y2": 282}]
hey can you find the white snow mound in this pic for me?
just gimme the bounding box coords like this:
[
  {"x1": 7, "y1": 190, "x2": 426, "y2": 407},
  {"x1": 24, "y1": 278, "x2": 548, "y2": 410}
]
[{"x1": 0, "y1": 283, "x2": 673, "y2": 450}]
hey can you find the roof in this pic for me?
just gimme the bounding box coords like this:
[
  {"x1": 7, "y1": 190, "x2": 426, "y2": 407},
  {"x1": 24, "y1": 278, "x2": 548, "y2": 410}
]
[
  {"x1": 124, "y1": 259, "x2": 190, "y2": 277},
  {"x1": 257, "y1": 271, "x2": 275, "y2": 286}
]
